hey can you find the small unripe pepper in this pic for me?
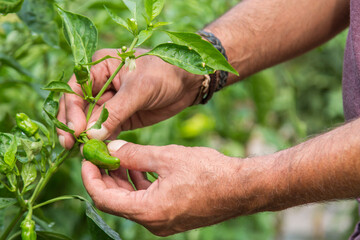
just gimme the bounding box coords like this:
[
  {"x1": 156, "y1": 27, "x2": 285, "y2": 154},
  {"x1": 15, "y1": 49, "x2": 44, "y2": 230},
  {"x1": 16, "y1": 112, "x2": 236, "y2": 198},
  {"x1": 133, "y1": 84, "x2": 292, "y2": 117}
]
[
  {"x1": 16, "y1": 113, "x2": 39, "y2": 137},
  {"x1": 83, "y1": 139, "x2": 120, "y2": 170},
  {"x1": 74, "y1": 64, "x2": 89, "y2": 84},
  {"x1": 21, "y1": 218, "x2": 36, "y2": 240}
]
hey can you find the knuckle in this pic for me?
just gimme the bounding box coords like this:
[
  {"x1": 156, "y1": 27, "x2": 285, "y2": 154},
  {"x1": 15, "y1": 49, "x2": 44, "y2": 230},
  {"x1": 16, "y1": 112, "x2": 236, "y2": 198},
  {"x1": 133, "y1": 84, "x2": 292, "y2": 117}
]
[
  {"x1": 104, "y1": 105, "x2": 124, "y2": 128},
  {"x1": 123, "y1": 143, "x2": 140, "y2": 161}
]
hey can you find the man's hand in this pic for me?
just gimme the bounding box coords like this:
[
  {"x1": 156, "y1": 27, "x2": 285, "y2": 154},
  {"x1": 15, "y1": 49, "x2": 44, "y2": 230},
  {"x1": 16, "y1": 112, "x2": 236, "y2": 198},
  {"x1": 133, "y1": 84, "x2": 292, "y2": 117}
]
[
  {"x1": 82, "y1": 117, "x2": 360, "y2": 236},
  {"x1": 57, "y1": 49, "x2": 203, "y2": 149},
  {"x1": 81, "y1": 141, "x2": 245, "y2": 236}
]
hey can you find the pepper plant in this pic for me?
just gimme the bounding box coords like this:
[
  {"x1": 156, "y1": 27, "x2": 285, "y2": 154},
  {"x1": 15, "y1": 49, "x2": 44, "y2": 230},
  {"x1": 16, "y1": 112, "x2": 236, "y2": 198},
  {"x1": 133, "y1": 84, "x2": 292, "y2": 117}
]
[{"x1": 0, "y1": 0, "x2": 237, "y2": 239}]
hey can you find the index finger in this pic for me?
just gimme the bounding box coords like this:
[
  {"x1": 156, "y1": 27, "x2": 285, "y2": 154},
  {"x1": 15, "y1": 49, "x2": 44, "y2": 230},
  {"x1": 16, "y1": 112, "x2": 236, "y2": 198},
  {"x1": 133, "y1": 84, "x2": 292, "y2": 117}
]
[
  {"x1": 81, "y1": 160, "x2": 149, "y2": 218},
  {"x1": 65, "y1": 74, "x2": 87, "y2": 132}
]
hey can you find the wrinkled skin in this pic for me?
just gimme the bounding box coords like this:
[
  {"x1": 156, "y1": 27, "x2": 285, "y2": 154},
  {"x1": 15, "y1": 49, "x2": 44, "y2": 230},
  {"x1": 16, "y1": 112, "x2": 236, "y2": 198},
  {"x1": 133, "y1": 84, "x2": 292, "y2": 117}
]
[{"x1": 57, "y1": 48, "x2": 203, "y2": 149}]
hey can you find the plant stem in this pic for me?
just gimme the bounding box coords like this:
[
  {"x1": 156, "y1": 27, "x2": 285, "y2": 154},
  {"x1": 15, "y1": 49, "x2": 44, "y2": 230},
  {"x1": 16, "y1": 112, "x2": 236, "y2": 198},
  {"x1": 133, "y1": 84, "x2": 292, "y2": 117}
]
[
  {"x1": 33, "y1": 195, "x2": 86, "y2": 210},
  {"x1": 85, "y1": 36, "x2": 139, "y2": 122},
  {"x1": 128, "y1": 36, "x2": 139, "y2": 52},
  {"x1": 29, "y1": 146, "x2": 76, "y2": 205},
  {"x1": 0, "y1": 209, "x2": 25, "y2": 240},
  {"x1": 86, "y1": 61, "x2": 125, "y2": 122},
  {"x1": 15, "y1": 188, "x2": 26, "y2": 209},
  {"x1": 0, "y1": 179, "x2": 12, "y2": 192}
]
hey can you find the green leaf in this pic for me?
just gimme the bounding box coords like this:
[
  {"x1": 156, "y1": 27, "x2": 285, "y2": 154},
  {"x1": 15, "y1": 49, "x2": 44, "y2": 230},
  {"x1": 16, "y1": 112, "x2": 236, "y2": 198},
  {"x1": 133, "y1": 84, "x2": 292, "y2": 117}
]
[
  {"x1": 32, "y1": 120, "x2": 50, "y2": 142},
  {"x1": 6, "y1": 173, "x2": 17, "y2": 192},
  {"x1": 36, "y1": 231, "x2": 72, "y2": 240},
  {"x1": 43, "y1": 108, "x2": 75, "y2": 134},
  {"x1": 126, "y1": 17, "x2": 138, "y2": 35},
  {"x1": 142, "y1": 43, "x2": 214, "y2": 75},
  {"x1": 145, "y1": 0, "x2": 164, "y2": 21},
  {"x1": 21, "y1": 162, "x2": 37, "y2": 189},
  {"x1": 4, "y1": 135, "x2": 17, "y2": 169},
  {"x1": 43, "y1": 92, "x2": 59, "y2": 118},
  {"x1": 42, "y1": 92, "x2": 59, "y2": 148},
  {"x1": 135, "y1": 29, "x2": 153, "y2": 47},
  {"x1": 90, "y1": 106, "x2": 108, "y2": 130},
  {"x1": 104, "y1": 6, "x2": 129, "y2": 32},
  {"x1": 0, "y1": 198, "x2": 17, "y2": 209},
  {"x1": 0, "y1": 133, "x2": 13, "y2": 155},
  {"x1": 153, "y1": 21, "x2": 171, "y2": 28},
  {"x1": 0, "y1": 159, "x2": 10, "y2": 174},
  {"x1": 0, "y1": 53, "x2": 33, "y2": 78},
  {"x1": 122, "y1": 0, "x2": 136, "y2": 18},
  {"x1": 117, "y1": 50, "x2": 135, "y2": 59},
  {"x1": 166, "y1": 31, "x2": 239, "y2": 75},
  {"x1": 42, "y1": 81, "x2": 75, "y2": 94},
  {"x1": 17, "y1": 0, "x2": 59, "y2": 47},
  {"x1": 20, "y1": 139, "x2": 42, "y2": 162},
  {"x1": 86, "y1": 202, "x2": 122, "y2": 240},
  {"x1": 57, "y1": 7, "x2": 98, "y2": 64},
  {"x1": 0, "y1": 0, "x2": 24, "y2": 14}
]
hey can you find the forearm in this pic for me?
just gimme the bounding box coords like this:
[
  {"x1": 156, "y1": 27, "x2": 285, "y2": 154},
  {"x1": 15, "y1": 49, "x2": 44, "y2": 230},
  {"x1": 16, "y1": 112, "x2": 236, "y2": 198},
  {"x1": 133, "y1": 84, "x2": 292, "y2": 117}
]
[
  {"x1": 239, "y1": 117, "x2": 360, "y2": 214},
  {"x1": 205, "y1": 0, "x2": 350, "y2": 84}
]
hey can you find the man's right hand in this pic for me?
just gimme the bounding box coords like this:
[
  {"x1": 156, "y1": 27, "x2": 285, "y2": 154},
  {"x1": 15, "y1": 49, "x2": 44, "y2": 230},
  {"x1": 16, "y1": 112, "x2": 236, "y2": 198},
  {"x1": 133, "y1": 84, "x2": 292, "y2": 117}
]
[{"x1": 57, "y1": 48, "x2": 203, "y2": 148}]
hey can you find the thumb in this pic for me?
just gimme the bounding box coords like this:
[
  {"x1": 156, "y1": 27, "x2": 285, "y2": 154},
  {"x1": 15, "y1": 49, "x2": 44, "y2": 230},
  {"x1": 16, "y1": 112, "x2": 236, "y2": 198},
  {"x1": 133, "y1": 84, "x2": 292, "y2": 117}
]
[
  {"x1": 107, "y1": 140, "x2": 168, "y2": 175},
  {"x1": 86, "y1": 86, "x2": 144, "y2": 140}
]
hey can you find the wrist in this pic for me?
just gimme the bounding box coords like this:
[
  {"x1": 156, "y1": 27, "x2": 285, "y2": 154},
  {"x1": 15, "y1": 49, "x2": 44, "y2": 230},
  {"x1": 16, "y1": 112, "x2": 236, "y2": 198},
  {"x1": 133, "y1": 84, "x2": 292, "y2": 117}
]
[
  {"x1": 177, "y1": 66, "x2": 207, "y2": 106},
  {"x1": 231, "y1": 154, "x2": 287, "y2": 215},
  {"x1": 203, "y1": 27, "x2": 241, "y2": 86}
]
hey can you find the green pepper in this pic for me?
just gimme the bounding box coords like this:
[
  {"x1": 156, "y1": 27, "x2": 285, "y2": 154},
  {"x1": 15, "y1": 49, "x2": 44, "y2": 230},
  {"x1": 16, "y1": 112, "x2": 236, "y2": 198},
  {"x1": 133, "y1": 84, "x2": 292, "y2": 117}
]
[
  {"x1": 21, "y1": 218, "x2": 36, "y2": 240},
  {"x1": 74, "y1": 64, "x2": 89, "y2": 84},
  {"x1": 83, "y1": 139, "x2": 120, "y2": 170},
  {"x1": 16, "y1": 113, "x2": 39, "y2": 137}
]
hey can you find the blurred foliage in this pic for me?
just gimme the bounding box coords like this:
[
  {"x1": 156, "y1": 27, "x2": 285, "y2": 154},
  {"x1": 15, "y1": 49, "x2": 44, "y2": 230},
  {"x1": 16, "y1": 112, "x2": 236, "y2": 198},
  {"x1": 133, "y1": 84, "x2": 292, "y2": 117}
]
[{"x1": 0, "y1": 0, "x2": 352, "y2": 239}]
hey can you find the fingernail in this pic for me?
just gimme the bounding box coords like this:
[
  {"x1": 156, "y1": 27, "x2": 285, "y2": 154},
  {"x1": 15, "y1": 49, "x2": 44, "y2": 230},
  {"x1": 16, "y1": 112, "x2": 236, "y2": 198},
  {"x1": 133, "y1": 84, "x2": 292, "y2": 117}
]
[
  {"x1": 87, "y1": 121, "x2": 96, "y2": 129},
  {"x1": 59, "y1": 135, "x2": 66, "y2": 148},
  {"x1": 80, "y1": 144, "x2": 84, "y2": 155},
  {"x1": 87, "y1": 122, "x2": 109, "y2": 140},
  {"x1": 67, "y1": 122, "x2": 74, "y2": 130},
  {"x1": 108, "y1": 140, "x2": 128, "y2": 153}
]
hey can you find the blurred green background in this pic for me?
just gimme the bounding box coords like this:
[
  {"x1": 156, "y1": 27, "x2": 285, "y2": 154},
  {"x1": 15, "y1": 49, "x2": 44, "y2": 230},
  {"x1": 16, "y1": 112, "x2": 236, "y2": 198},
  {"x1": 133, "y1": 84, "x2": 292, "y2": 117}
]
[{"x1": 0, "y1": 0, "x2": 356, "y2": 239}]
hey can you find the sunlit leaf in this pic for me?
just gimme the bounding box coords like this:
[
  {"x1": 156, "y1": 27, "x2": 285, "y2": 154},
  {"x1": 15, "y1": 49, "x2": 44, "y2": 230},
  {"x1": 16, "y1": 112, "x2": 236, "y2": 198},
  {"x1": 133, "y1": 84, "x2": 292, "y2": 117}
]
[
  {"x1": 135, "y1": 29, "x2": 153, "y2": 47},
  {"x1": 145, "y1": 0, "x2": 164, "y2": 21},
  {"x1": 166, "y1": 31, "x2": 238, "y2": 75},
  {"x1": 42, "y1": 81, "x2": 75, "y2": 94},
  {"x1": 57, "y1": 7, "x2": 98, "y2": 64},
  {"x1": 142, "y1": 43, "x2": 214, "y2": 75},
  {"x1": 104, "y1": 6, "x2": 129, "y2": 32},
  {"x1": 4, "y1": 135, "x2": 17, "y2": 169}
]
